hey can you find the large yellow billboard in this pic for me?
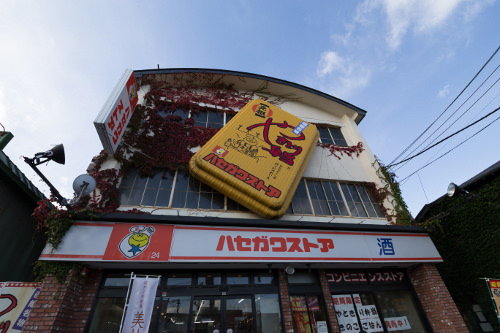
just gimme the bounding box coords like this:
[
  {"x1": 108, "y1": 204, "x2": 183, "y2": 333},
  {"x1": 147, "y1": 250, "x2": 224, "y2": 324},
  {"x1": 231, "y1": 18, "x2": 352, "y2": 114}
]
[{"x1": 189, "y1": 99, "x2": 318, "y2": 218}]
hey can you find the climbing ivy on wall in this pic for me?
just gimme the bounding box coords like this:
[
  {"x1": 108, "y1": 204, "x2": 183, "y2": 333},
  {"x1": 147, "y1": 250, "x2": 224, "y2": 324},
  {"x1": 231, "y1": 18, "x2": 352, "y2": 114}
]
[
  {"x1": 421, "y1": 175, "x2": 500, "y2": 332},
  {"x1": 32, "y1": 72, "x2": 373, "y2": 282},
  {"x1": 372, "y1": 160, "x2": 413, "y2": 225}
]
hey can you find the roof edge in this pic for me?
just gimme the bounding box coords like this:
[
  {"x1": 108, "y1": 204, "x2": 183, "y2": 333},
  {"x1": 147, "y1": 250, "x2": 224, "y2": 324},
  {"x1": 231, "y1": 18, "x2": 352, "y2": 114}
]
[
  {"x1": 133, "y1": 68, "x2": 368, "y2": 124},
  {"x1": 79, "y1": 212, "x2": 428, "y2": 233}
]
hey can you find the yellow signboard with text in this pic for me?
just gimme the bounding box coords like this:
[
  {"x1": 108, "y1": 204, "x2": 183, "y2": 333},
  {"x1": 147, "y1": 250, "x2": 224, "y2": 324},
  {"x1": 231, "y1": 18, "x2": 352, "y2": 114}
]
[{"x1": 189, "y1": 99, "x2": 318, "y2": 218}]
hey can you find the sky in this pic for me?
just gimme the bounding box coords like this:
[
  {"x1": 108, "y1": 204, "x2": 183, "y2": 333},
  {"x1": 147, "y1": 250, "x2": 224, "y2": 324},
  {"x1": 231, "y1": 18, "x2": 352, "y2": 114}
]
[{"x1": 1, "y1": 0, "x2": 499, "y2": 217}]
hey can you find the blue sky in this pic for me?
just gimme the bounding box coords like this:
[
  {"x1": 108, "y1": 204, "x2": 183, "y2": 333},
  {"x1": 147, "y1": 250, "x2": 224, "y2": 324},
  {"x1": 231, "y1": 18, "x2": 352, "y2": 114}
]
[{"x1": 1, "y1": 0, "x2": 499, "y2": 217}]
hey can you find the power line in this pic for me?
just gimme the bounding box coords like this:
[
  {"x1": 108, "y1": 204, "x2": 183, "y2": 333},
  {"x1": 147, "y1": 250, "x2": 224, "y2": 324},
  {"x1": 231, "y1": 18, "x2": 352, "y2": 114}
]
[
  {"x1": 395, "y1": 65, "x2": 500, "y2": 168},
  {"x1": 388, "y1": 45, "x2": 500, "y2": 166},
  {"x1": 393, "y1": 74, "x2": 500, "y2": 171},
  {"x1": 387, "y1": 106, "x2": 500, "y2": 168},
  {"x1": 399, "y1": 112, "x2": 500, "y2": 183}
]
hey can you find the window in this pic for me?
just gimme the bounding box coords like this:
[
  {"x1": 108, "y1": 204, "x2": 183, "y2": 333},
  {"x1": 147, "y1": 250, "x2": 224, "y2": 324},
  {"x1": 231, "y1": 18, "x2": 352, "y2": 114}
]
[
  {"x1": 157, "y1": 105, "x2": 230, "y2": 128},
  {"x1": 288, "y1": 180, "x2": 385, "y2": 218},
  {"x1": 119, "y1": 171, "x2": 385, "y2": 219},
  {"x1": 191, "y1": 109, "x2": 225, "y2": 128},
  {"x1": 89, "y1": 271, "x2": 281, "y2": 333},
  {"x1": 318, "y1": 126, "x2": 348, "y2": 146}
]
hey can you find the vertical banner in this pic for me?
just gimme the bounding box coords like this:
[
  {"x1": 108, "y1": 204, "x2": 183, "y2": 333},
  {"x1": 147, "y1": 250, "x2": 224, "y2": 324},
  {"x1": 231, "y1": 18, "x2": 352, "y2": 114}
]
[
  {"x1": 0, "y1": 282, "x2": 40, "y2": 332},
  {"x1": 121, "y1": 276, "x2": 159, "y2": 333},
  {"x1": 486, "y1": 278, "x2": 500, "y2": 324}
]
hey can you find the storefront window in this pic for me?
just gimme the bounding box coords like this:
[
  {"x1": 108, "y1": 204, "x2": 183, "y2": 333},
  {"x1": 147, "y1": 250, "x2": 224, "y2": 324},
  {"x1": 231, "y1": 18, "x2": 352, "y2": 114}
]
[
  {"x1": 167, "y1": 273, "x2": 193, "y2": 287},
  {"x1": 227, "y1": 272, "x2": 249, "y2": 285},
  {"x1": 157, "y1": 296, "x2": 191, "y2": 333},
  {"x1": 375, "y1": 290, "x2": 427, "y2": 332},
  {"x1": 290, "y1": 296, "x2": 329, "y2": 333},
  {"x1": 197, "y1": 273, "x2": 222, "y2": 287},
  {"x1": 89, "y1": 271, "x2": 282, "y2": 332},
  {"x1": 255, "y1": 294, "x2": 282, "y2": 333},
  {"x1": 254, "y1": 272, "x2": 275, "y2": 285},
  {"x1": 226, "y1": 297, "x2": 253, "y2": 332},
  {"x1": 191, "y1": 298, "x2": 222, "y2": 332},
  {"x1": 327, "y1": 270, "x2": 431, "y2": 332},
  {"x1": 87, "y1": 297, "x2": 125, "y2": 333}
]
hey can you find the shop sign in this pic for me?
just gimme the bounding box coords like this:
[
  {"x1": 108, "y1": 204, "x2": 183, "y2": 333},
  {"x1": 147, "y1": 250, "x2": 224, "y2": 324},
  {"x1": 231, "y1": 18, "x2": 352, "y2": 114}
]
[
  {"x1": 94, "y1": 69, "x2": 139, "y2": 154},
  {"x1": 169, "y1": 226, "x2": 442, "y2": 263},
  {"x1": 384, "y1": 316, "x2": 411, "y2": 331},
  {"x1": 0, "y1": 282, "x2": 40, "y2": 331},
  {"x1": 39, "y1": 223, "x2": 442, "y2": 264},
  {"x1": 103, "y1": 224, "x2": 173, "y2": 261},
  {"x1": 189, "y1": 99, "x2": 319, "y2": 218},
  {"x1": 326, "y1": 271, "x2": 406, "y2": 284},
  {"x1": 486, "y1": 278, "x2": 500, "y2": 324},
  {"x1": 120, "y1": 276, "x2": 159, "y2": 333}
]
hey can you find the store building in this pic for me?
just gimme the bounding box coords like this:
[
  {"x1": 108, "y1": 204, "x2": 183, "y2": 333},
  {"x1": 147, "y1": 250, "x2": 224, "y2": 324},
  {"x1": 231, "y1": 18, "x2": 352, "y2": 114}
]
[
  {"x1": 0, "y1": 131, "x2": 46, "y2": 281},
  {"x1": 23, "y1": 69, "x2": 467, "y2": 332},
  {"x1": 416, "y1": 160, "x2": 500, "y2": 332}
]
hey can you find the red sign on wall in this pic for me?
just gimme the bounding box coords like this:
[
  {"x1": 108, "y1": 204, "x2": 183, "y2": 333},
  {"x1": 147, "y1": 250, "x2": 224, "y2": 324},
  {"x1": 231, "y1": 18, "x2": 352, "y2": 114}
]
[{"x1": 103, "y1": 223, "x2": 174, "y2": 261}]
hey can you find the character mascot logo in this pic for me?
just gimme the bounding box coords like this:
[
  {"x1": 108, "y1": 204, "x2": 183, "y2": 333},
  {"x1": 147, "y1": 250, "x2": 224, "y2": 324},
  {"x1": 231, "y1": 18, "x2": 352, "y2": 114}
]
[{"x1": 118, "y1": 225, "x2": 155, "y2": 259}]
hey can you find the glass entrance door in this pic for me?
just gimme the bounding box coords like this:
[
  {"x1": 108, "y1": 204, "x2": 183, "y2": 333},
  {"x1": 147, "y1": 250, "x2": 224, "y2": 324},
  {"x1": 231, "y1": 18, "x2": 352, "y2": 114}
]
[{"x1": 191, "y1": 296, "x2": 254, "y2": 333}]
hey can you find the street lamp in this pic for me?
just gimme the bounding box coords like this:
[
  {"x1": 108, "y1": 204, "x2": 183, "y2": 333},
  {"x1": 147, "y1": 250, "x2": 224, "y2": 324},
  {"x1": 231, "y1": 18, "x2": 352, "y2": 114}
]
[
  {"x1": 23, "y1": 144, "x2": 96, "y2": 209},
  {"x1": 447, "y1": 182, "x2": 471, "y2": 198}
]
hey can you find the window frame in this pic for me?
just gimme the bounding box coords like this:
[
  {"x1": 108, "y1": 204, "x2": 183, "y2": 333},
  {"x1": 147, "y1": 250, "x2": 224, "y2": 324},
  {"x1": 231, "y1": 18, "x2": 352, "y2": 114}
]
[{"x1": 318, "y1": 126, "x2": 348, "y2": 146}]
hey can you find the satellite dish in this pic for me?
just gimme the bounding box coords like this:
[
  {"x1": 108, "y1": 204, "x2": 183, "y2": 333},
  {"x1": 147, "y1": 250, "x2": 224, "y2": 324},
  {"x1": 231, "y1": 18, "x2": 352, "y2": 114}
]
[{"x1": 72, "y1": 174, "x2": 96, "y2": 196}]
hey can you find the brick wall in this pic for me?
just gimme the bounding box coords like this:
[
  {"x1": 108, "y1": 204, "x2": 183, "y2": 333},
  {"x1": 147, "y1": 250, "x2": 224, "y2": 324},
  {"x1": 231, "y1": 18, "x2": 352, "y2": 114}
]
[
  {"x1": 318, "y1": 269, "x2": 340, "y2": 333},
  {"x1": 278, "y1": 269, "x2": 295, "y2": 333},
  {"x1": 22, "y1": 268, "x2": 101, "y2": 332},
  {"x1": 408, "y1": 264, "x2": 468, "y2": 332}
]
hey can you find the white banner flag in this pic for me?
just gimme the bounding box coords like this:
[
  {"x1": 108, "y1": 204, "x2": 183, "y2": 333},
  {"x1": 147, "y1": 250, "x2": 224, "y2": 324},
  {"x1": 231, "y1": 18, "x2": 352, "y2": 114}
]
[{"x1": 121, "y1": 277, "x2": 159, "y2": 333}]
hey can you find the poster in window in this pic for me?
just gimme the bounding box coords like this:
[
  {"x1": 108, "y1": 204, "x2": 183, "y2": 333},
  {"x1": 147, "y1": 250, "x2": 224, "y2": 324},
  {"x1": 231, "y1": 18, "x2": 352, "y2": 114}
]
[
  {"x1": 290, "y1": 296, "x2": 311, "y2": 333},
  {"x1": 332, "y1": 294, "x2": 359, "y2": 332},
  {"x1": 352, "y1": 294, "x2": 383, "y2": 333},
  {"x1": 486, "y1": 279, "x2": 500, "y2": 324}
]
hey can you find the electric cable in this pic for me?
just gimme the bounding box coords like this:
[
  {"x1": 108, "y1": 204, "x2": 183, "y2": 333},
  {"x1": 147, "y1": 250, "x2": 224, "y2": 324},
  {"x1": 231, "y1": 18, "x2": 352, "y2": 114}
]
[
  {"x1": 395, "y1": 65, "x2": 500, "y2": 168},
  {"x1": 393, "y1": 74, "x2": 500, "y2": 171},
  {"x1": 388, "y1": 45, "x2": 500, "y2": 166},
  {"x1": 399, "y1": 112, "x2": 500, "y2": 183},
  {"x1": 387, "y1": 106, "x2": 500, "y2": 168}
]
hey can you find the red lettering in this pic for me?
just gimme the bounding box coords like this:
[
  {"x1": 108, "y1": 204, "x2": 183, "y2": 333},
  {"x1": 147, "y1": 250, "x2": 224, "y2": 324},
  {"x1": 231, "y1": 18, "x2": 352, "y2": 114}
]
[
  {"x1": 203, "y1": 153, "x2": 219, "y2": 164},
  {"x1": 234, "y1": 236, "x2": 251, "y2": 251},
  {"x1": 235, "y1": 169, "x2": 248, "y2": 181},
  {"x1": 225, "y1": 163, "x2": 238, "y2": 175},
  {"x1": 244, "y1": 174, "x2": 259, "y2": 187},
  {"x1": 216, "y1": 235, "x2": 235, "y2": 251},
  {"x1": 215, "y1": 158, "x2": 228, "y2": 169},
  {"x1": 302, "y1": 238, "x2": 319, "y2": 252},
  {"x1": 287, "y1": 238, "x2": 303, "y2": 252},
  {"x1": 317, "y1": 238, "x2": 334, "y2": 252},
  {"x1": 266, "y1": 186, "x2": 281, "y2": 198},
  {"x1": 269, "y1": 237, "x2": 287, "y2": 252},
  {"x1": 252, "y1": 236, "x2": 269, "y2": 251}
]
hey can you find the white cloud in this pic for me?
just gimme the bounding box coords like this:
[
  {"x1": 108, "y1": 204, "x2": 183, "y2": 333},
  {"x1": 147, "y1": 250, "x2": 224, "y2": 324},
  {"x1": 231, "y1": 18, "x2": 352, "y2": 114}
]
[
  {"x1": 353, "y1": 0, "x2": 492, "y2": 50},
  {"x1": 316, "y1": 51, "x2": 371, "y2": 97},
  {"x1": 317, "y1": 51, "x2": 345, "y2": 77},
  {"x1": 438, "y1": 84, "x2": 450, "y2": 98}
]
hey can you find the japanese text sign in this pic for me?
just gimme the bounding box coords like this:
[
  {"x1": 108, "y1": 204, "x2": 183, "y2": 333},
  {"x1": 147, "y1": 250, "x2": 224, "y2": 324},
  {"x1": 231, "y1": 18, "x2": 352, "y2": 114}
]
[
  {"x1": 94, "y1": 69, "x2": 138, "y2": 154},
  {"x1": 0, "y1": 282, "x2": 40, "y2": 332},
  {"x1": 121, "y1": 277, "x2": 159, "y2": 333},
  {"x1": 486, "y1": 279, "x2": 500, "y2": 324},
  {"x1": 189, "y1": 99, "x2": 319, "y2": 218}
]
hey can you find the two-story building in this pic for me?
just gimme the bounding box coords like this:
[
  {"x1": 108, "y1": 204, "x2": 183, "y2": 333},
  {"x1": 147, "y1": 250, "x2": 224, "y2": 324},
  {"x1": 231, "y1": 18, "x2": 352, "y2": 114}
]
[{"x1": 23, "y1": 69, "x2": 467, "y2": 332}]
